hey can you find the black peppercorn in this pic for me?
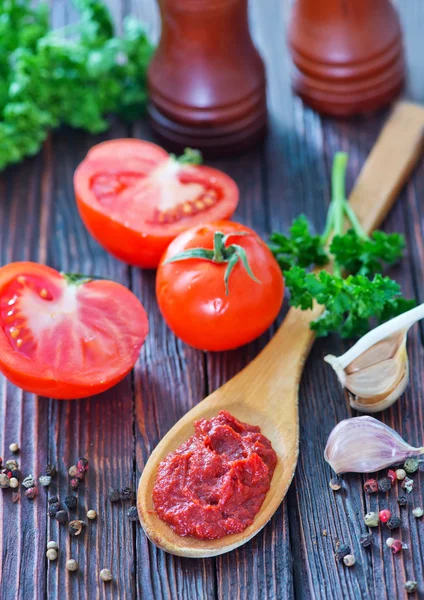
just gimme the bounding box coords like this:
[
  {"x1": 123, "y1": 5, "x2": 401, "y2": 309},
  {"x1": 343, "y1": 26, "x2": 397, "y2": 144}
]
[
  {"x1": 65, "y1": 495, "x2": 77, "y2": 509},
  {"x1": 55, "y1": 510, "x2": 68, "y2": 524},
  {"x1": 127, "y1": 506, "x2": 138, "y2": 521},
  {"x1": 360, "y1": 533, "x2": 372, "y2": 548},
  {"x1": 48, "y1": 502, "x2": 60, "y2": 517},
  {"x1": 48, "y1": 496, "x2": 59, "y2": 505},
  {"x1": 120, "y1": 487, "x2": 134, "y2": 501},
  {"x1": 378, "y1": 477, "x2": 392, "y2": 493},
  {"x1": 11, "y1": 469, "x2": 21, "y2": 480},
  {"x1": 108, "y1": 488, "x2": 120, "y2": 502},
  {"x1": 45, "y1": 464, "x2": 57, "y2": 477},
  {"x1": 386, "y1": 515, "x2": 401, "y2": 530},
  {"x1": 335, "y1": 543, "x2": 351, "y2": 561},
  {"x1": 397, "y1": 495, "x2": 408, "y2": 507}
]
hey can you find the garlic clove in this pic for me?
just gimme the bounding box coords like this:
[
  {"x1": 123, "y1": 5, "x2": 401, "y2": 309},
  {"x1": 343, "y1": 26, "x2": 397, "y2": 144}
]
[
  {"x1": 348, "y1": 367, "x2": 409, "y2": 413},
  {"x1": 345, "y1": 331, "x2": 406, "y2": 373}
]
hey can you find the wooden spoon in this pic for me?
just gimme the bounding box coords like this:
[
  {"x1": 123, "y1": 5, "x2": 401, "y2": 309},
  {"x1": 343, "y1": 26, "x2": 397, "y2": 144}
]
[{"x1": 137, "y1": 102, "x2": 424, "y2": 558}]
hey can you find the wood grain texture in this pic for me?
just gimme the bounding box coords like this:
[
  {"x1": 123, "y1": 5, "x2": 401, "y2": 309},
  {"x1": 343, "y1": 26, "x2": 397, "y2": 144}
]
[{"x1": 0, "y1": 0, "x2": 424, "y2": 598}]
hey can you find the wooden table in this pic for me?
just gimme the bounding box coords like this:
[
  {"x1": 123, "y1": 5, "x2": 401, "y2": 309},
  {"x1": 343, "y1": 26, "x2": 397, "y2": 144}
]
[{"x1": 1, "y1": 0, "x2": 424, "y2": 598}]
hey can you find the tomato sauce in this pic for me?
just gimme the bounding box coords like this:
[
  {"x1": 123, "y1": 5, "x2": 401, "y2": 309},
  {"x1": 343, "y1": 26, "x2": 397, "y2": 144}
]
[{"x1": 152, "y1": 410, "x2": 277, "y2": 539}]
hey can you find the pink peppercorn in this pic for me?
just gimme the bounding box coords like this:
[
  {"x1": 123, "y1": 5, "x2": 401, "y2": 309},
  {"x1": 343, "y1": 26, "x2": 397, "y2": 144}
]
[
  {"x1": 391, "y1": 540, "x2": 403, "y2": 554},
  {"x1": 387, "y1": 470, "x2": 396, "y2": 484},
  {"x1": 364, "y1": 479, "x2": 378, "y2": 494},
  {"x1": 379, "y1": 509, "x2": 391, "y2": 523}
]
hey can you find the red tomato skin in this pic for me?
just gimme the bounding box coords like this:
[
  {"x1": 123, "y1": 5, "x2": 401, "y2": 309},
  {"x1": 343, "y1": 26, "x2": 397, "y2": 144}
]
[
  {"x1": 0, "y1": 262, "x2": 148, "y2": 399},
  {"x1": 156, "y1": 222, "x2": 284, "y2": 351},
  {"x1": 74, "y1": 139, "x2": 239, "y2": 269}
]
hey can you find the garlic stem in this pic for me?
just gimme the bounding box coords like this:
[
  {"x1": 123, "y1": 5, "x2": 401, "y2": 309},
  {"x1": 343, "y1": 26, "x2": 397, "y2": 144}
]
[{"x1": 329, "y1": 302, "x2": 424, "y2": 370}]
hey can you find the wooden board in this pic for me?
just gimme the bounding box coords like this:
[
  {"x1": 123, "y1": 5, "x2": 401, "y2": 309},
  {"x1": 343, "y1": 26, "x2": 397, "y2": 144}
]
[{"x1": 0, "y1": 0, "x2": 423, "y2": 598}]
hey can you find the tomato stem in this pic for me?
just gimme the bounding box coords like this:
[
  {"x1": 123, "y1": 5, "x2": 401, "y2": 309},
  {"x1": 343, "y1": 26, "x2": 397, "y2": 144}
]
[
  {"x1": 164, "y1": 231, "x2": 262, "y2": 295},
  {"x1": 61, "y1": 272, "x2": 105, "y2": 286}
]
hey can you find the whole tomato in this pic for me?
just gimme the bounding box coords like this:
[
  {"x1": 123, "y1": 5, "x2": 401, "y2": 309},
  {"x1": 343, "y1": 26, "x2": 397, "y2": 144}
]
[{"x1": 156, "y1": 221, "x2": 284, "y2": 351}]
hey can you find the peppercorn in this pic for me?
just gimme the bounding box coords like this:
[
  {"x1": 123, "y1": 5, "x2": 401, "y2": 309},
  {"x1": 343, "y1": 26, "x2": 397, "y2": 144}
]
[
  {"x1": 108, "y1": 488, "x2": 120, "y2": 502},
  {"x1": 334, "y1": 543, "x2": 350, "y2": 561},
  {"x1": 360, "y1": 533, "x2": 372, "y2": 548},
  {"x1": 379, "y1": 509, "x2": 391, "y2": 523},
  {"x1": 127, "y1": 506, "x2": 138, "y2": 522},
  {"x1": 404, "y1": 458, "x2": 419, "y2": 474},
  {"x1": 396, "y1": 468, "x2": 406, "y2": 480},
  {"x1": 386, "y1": 515, "x2": 401, "y2": 530},
  {"x1": 47, "y1": 541, "x2": 58, "y2": 550},
  {"x1": 3, "y1": 469, "x2": 13, "y2": 479},
  {"x1": 412, "y1": 507, "x2": 423, "y2": 518},
  {"x1": 77, "y1": 457, "x2": 89, "y2": 473},
  {"x1": 87, "y1": 510, "x2": 97, "y2": 520},
  {"x1": 386, "y1": 537, "x2": 395, "y2": 548},
  {"x1": 55, "y1": 510, "x2": 68, "y2": 524},
  {"x1": 404, "y1": 581, "x2": 418, "y2": 594},
  {"x1": 9, "y1": 478, "x2": 19, "y2": 489},
  {"x1": 65, "y1": 495, "x2": 77, "y2": 509},
  {"x1": 45, "y1": 464, "x2": 57, "y2": 477},
  {"x1": 391, "y1": 540, "x2": 403, "y2": 554},
  {"x1": 387, "y1": 469, "x2": 396, "y2": 484},
  {"x1": 397, "y1": 495, "x2": 408, "y2": 507},
  {"x1": 25, "y1": 487, "x2": 38, "y2": 499},
  {"x1": 11, "y1": 469, "x2": 20, "y2": 480},
  {"x1": 9, "y1": 442, "x2": 19, "y2": 453},
  {"x1": 0, "y1": 474, "x2": 10, "y2": 489},
  {"x1": 364, "y1": 512, "x2": 379, "y2": 527},
  {"x1": 46, "y1": 549, "x2": 58, "y2": 561},
  {"x1": 22, "y1": 475, "x2": 35, "y2": 489},
  {"x1": 70, "y1": 478, "x2": 79, "y2": 490},
  {"x1": 363, "y1": 478, "x2": 378, "y2": 494},
  {"x1": 402, "y1": 477, "x2": 414, "y2": 493},
  {"x1": 68, "y1": 465, "x2": 78, "y2": 478},
  {"x1": 120, "y1": 487, "x2": 133, "y2": 501},
  {"x1": 343, "y1": 554, "x2": 355, "y2": 567},
  {"x1": 48, "y1": 495, "x2": 59, "y2": 504},
  {"x1": 69, "y1": 520, "x2": 86, "y2": 536},
  {"x1": 49, "y1": 503, "x2": 60, "y2": 517},
  {"x1": 39, "y1": 475, "x2": 51, "y2": 487},
  {"x1": 100, "y1": 569, "x2": 112, "y2": 582},
  {"x1": 67, "y1": 559, "x2": 78, "y2": 572},
  {"x1": 378, "y1": 477, "x2": 392, "y2": 492},
  {"x1": 5, "y1": 460, "x2": 18, "y2": 470}
]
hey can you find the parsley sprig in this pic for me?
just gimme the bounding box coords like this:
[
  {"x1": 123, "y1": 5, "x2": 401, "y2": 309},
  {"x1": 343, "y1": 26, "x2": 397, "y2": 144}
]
[
  {"x1": 269, "y1": 152, "x2": 414, "y2": 338},
  {"x1": 0, "y1": 0, "x2": 154, "y2": 170}
]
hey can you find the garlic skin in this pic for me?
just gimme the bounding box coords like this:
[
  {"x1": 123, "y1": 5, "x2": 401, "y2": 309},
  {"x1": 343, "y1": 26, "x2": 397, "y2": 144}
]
[
  {"x1": 325, "y1": 303, "x2": 424, "y2": 413},
  {"x1": 324, "y1": 416, "x2": 424, "y2": 474}
]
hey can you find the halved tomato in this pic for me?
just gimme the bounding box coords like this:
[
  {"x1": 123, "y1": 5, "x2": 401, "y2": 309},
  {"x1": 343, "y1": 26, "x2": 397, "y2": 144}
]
[
  {"x1": 74, "y1": 139, "x2": 239, "y2": 268},
  {"x1": 0, "y1": 262, "x2": 148, "y2": 399}
]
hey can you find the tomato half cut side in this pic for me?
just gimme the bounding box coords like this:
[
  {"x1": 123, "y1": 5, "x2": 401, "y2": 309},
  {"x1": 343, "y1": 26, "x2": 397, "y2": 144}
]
[
  {"x1": 0, "y1": 262, "x2": 148, "y2": 399},
  {"x1": 74, "y1": 139, "x2": 239, "y2": 268}
]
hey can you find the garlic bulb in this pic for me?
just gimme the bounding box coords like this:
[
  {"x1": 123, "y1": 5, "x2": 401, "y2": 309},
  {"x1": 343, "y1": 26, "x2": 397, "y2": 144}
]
[
  {"x1": 325, "y1": 303, "x2": 424, "y2": 413},
  {"x1": 324, "y1": 416, "x2": 424, "y2": 474}
]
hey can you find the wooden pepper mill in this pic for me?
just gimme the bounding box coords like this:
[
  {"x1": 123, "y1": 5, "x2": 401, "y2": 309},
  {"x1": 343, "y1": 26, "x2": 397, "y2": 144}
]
[
  {"x1": 288, "y1": 0, "x2": 405, "y2": 116},
  {"x1": 147, "y1": 0, "x2": 267, "y2": 155}
]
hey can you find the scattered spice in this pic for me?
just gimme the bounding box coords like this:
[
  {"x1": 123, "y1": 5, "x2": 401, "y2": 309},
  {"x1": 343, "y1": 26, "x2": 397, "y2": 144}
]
[
  {"x1": 108, "y1": 488, "x2": 121, "y2": 502},
  {"x1": 9, "y1": 442, "x2": 19, "y2": 453},
  {"x1": 25, "y1": 487, "x2": 38, "y2": 499},
  {"x1": 49, "y1": 503, "x2": 60, "y2": 517},
  {"x1": 386, "y1": 516, "x2": 401, "y2": 530},
  {"x1": 48, "y1": 496, "x2": 59, "y2": 504},
  {"x1": 364, "y1": 512, "x2": 379, "y2": 527},
  {"x1": 68, "y1": 465, "x2": 78, "y2": 478},
  {"x1": 343, "y1": 554, "x2": 355, "y2": 567},
  {"x1": 65, "y1": 495, "x2": 77, "y2": 510},
  {"x1": 397, "y1": 495, "x2": 408, "y2": 507},
  {"x1": 70, "y1": 478, "x2": 79, "y2": 490},
  {"x1": 69, "y1": 520, "x2": 86, "y2": 536},
  {"x1": 404, "y1": 457, "x2": 419, "y2": 473},
  {"x1": 378, "y1": 477, "x2": 392, "y2": 493},
  {"x1": 386, "y1": 537, "x2": 395, "y2": 548},
  {"x1": 335, "y1": 544, "x2": 351, "y2": 561},
  {"x1": 360, "y1": 533, "x2": 372, "y2": 548},
  {"x1": 120, "y1": 487, "x2": 134, "y2": 501},
  {"x1": 9, "y1": 478, "x2": 19, "y2": 489},
  {"x1": 11, "y1": 469, "x2": 20, "y2": 480},
  {"x1": 12, "y1": 492, "x2": 20, "y2": 503},
  {"x1": 127, "y1": 506, "x2": 138, "y2": 522},
  {"x1": 5, "y1": 460, "x2": 18, "y2": 470},
  {"x1": 396, "y1": 468, "x2": 406, "y2": 480},
  {"x1": 404, "y1": 581, "x2": 418, "y2": 594},
  {"x1": 55, "y1": 510, "x2": 68, "y2": 524},
  {"x1": 87, "y1": 509, "x2": 97, "y2": 520},
  {"x1": 402, "y1": 477, "x2": 414, "y2": 493},
  {"x1": 46, "y1": 548, "x2": 58, "y2": 561},
  {"x1": 100, "y1": 568, "x2": 112, "y2": 582},
  {"x1": 391, "y1": 540, "x2": 403, "y2": 554},
  {"x1": 77, "y1": 457, "x2": 89, "y2": 474},
  {"x1": 45, "y1": 464, "x2": 57, "y2": 477},
  {"x1": 47, "y1": 541, "x2": 58, "y2": 550},
  {"x1": 0, "y1": 474, "x2": 10, "y2": 489},
  {"x1": 364, "y1": 479, "x2": 378, "y2": 494},
  {"x1": 412, "y1": 507, "x2": 423, "y2": 518},
  {"x1": 39, "y1": 475, "x2": 52, "y2": 487},
  {"x1": 67, "y1": 559, "x2": 78, "y2": 572},
  {"x1": 379, "y1": 509, "x2": 391, "y2": 523},
  {"x1": 22, "y1": 475, "x2": 35, "y2": 489},
  {"x1": 387, "y1": 469, "x2": 396, "y2": 484}
]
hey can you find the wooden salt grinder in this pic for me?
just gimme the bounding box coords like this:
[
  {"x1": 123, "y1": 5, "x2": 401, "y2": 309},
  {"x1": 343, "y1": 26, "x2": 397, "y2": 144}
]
[
  {"x1": 288, "y1": 0, "x2": 405, "y2": 116},
  {"x1": 147, "y1": 0, "x2": 267, "y2": 155}
]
